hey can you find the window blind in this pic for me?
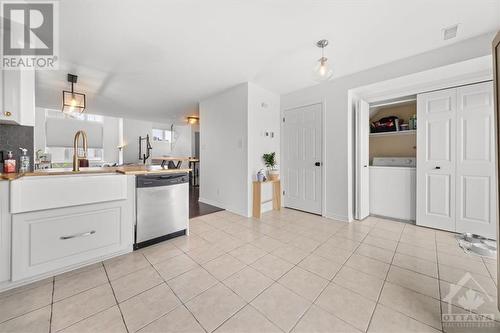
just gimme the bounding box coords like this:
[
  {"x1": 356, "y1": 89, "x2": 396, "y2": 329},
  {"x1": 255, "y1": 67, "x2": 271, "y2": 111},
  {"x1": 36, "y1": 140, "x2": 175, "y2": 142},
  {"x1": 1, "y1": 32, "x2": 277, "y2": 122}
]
[{"x1": 45, "y1": 117, "x2": 104, "y2": 148}]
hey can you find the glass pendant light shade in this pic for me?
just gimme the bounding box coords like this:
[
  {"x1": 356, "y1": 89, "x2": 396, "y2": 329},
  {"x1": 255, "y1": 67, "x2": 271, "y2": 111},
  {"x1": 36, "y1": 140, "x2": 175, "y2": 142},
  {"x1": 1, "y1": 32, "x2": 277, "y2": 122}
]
[
  {"x1": 312, "y1": 57, "x2": 333, "y2": 82},
  {"x1": 62, "y1": 91, "x2": 86, "y2": 114},
  {"x1": 62, "y1": 74, "x2": 86, "y2": 114},
  {"x1": 312, "y1": 39, "x2": 333, "y2": 82}
]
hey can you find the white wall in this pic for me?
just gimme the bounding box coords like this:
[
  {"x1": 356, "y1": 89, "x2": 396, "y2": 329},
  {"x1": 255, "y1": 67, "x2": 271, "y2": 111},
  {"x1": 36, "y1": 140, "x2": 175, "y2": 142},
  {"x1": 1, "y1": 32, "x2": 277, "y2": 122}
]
[
  {"x1": 247, "y1": 82, "x2": 281, "y2": 214},
  {"x1": 199, "y1": 83, "x2": 249, "y2": 216},
  {"x1": 191, "y1": 123, "x2": 200, "y2": 158},
  {"x1": 170, "y1": 124, "x2": 193, "y2": 166},
  {"x1": 281, "y1": 32, "x2": 495, "y2": 222},
  {"x1": 199, "y1": 82, "x2": 280, "y2": 217}
]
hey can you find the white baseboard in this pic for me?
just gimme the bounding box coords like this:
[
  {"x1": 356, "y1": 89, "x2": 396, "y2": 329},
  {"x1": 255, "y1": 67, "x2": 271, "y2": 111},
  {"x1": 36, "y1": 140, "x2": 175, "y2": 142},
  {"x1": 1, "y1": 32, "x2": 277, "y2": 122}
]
[
  {"x1": 198, "y1": 197, "x2": 220, "y2": 207},
  {"x1": 198, "y1": 197, "x2": 248, "y2": 217},
  {"x1": 325, "y1": 211, "x2": 350, "y2": 222}
]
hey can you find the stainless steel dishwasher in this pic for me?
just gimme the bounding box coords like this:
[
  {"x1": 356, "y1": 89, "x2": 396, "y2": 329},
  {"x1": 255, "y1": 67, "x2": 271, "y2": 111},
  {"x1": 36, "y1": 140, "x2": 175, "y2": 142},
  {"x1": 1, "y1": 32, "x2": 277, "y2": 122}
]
[{"x1": 135, "y1": 173, "x2": 189, "y2": 249}]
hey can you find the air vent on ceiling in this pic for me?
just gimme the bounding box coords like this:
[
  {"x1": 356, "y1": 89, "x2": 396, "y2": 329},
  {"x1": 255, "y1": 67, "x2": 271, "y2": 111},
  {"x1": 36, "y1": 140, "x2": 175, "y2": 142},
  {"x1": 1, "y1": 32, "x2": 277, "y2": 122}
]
[{"x1": 443, "y1": 25, "x2": 459, "y2": 40}]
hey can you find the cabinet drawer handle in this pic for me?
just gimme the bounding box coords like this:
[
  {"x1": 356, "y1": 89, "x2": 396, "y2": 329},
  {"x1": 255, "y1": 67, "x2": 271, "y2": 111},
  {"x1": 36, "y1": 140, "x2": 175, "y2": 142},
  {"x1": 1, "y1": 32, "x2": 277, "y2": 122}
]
[
  {"x1": 60, "y1": 230, "x2": 96, "y2": 240},
  {"x1": 4, "y1": 111, "x2": 12, "y2": 117}
]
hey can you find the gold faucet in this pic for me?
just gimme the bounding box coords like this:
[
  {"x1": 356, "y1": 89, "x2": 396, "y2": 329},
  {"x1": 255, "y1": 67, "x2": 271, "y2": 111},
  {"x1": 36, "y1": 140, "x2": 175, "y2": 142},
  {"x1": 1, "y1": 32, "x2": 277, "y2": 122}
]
[{"x1": 72, "y1": 130, "x2": 88, "y2": 172}]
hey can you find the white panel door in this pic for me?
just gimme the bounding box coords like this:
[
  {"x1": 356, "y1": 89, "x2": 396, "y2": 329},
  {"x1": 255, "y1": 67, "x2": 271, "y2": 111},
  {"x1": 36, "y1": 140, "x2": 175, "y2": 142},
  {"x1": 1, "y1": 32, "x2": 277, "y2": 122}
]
[
  {"x1": 283, "y1": 104, "x2": 322, "y2": 214},
  {"x1": 417, "y1": 88, "x2": 457, "y2": 231},
  {"x1": 456, "y1": 82, "x2": 496, "y2": 239},
  {"x1": 355, "y1": 99, "x2": 370, "y2": 219}
]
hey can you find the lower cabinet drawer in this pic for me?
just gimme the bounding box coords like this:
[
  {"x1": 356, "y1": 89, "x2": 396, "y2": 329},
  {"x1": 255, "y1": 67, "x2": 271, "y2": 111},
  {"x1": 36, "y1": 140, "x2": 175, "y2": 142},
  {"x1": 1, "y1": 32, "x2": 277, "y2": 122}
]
[{"x1": 12, "y1": 200, "x2": 130, "y2": 281}]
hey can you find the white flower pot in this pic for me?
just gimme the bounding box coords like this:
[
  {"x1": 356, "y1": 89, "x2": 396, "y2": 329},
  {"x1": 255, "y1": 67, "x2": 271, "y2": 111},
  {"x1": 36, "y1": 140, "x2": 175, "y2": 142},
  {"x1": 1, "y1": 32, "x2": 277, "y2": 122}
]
[{"x1": 268, "y1": 169, "x2": 280, "y2": 181}]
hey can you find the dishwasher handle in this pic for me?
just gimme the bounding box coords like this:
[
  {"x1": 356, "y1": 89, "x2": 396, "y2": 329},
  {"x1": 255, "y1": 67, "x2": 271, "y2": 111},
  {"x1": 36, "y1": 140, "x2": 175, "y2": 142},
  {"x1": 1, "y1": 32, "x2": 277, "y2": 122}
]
[
  {"x1": 136, "y1": 173, "x2": 188, "y2": 187},
  {"x1": 159, "y1": 174, "x2": 184, "y2": 179}
]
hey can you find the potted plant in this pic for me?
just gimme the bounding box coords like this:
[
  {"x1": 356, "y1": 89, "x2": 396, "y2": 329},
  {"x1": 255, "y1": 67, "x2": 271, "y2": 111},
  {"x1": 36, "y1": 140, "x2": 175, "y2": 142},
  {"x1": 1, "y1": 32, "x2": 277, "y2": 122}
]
[{"x1": 262, "y1": 152, "x2": 279, "y2": 181}]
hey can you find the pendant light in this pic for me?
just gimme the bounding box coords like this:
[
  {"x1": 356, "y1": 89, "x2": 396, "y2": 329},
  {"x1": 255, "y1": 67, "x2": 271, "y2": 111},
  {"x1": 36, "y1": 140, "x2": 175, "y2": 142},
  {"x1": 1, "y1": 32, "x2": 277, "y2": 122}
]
[
  {"x1": 312, "y1": 39, "x2": 333, "y2": 82},
  {"x1": 62, "y1": 74, "x2": 86, "y2": 114}
]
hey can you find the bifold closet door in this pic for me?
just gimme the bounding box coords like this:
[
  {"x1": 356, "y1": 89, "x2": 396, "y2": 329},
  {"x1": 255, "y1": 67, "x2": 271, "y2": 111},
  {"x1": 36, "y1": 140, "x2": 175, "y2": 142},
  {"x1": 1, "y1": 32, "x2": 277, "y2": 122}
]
[
  {"x1": 455, "y1": 82, "x2": 496, "y2": 239},
  {"x1": 417, "y1": 89, "x2": 457, "y2": 232}
]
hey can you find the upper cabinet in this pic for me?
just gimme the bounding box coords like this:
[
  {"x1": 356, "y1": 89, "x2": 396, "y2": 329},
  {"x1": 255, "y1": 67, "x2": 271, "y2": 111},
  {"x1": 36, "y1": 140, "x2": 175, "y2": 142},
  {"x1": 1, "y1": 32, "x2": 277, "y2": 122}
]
[{"x1": 0, "y1": 69, "x2": 35, "y2": 126}]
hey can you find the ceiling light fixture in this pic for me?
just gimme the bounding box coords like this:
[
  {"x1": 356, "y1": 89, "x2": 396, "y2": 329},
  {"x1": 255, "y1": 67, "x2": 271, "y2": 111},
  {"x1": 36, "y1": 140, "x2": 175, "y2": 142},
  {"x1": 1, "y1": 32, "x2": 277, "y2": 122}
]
[
  {"x1": 187, "y1": 116, "x2": 199, "y2": 125},
  {"x1": 312, "y1": 39, "x2": 333, "y2": 82},
  {"x1": 62, "y1": 74, "x2": 86, "y2": 114}
]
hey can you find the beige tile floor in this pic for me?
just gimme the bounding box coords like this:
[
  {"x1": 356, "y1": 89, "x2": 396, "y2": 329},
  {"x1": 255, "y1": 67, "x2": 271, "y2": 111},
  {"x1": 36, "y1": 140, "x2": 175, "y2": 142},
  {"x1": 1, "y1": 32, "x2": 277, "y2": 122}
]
[{"x1": 0, "y1": 209, "x2": 498, "y2": 333}]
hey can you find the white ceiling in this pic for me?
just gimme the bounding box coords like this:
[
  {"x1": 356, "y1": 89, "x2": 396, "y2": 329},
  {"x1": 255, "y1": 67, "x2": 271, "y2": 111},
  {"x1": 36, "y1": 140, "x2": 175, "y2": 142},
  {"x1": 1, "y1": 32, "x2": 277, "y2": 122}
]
[{"x1": 35, "y1": 0, "x2": 500, "y2": 122}]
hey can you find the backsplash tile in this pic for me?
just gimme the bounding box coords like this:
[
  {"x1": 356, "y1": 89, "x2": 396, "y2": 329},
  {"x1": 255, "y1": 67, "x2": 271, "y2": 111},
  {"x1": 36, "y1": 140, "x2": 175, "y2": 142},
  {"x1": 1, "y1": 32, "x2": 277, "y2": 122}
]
[{"x1": 0, "y1": 124, "x2": 34, "y2": 171}]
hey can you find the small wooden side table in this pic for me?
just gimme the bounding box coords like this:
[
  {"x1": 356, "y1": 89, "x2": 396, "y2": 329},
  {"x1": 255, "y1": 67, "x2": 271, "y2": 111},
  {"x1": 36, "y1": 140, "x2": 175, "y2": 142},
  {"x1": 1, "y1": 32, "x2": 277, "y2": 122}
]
[{"x1": 252, "y1": 179, "x2": 281, "y2": 219}]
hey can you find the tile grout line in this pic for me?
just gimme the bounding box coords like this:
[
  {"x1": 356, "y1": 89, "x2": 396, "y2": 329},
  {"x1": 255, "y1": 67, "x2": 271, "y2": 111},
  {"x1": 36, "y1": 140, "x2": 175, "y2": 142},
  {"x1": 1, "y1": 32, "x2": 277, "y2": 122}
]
[
  {"x1": 208, "y1": 214, "x2": 340, "y2": 332},
  {"x1": 48, "y1": 277, "x2": 55, "y2": 333},
  {"x1": 53, "y1": 304, "x2": 118, "y2": 332},
  {"x1": 286, "y1": 228, "x2": 368, "y2": 333},
  {"x1": 0, "y1": 283, "x2": 55, "y2": 327},
  {"x1": 365, "y1": 222, "x2": 402, "y2": 333},
  {"x1": 103, "y1": 262, "x2": 130, "y2": 333},
  {"x1": 185, "y1": 213, "x2": 488, "y2": 327},
  {"x1": 143, "y1": 252, "x2": 209, "y2": 333},
  {"x1": 481, "y1": 256, "x2": 497, "y2": 283},
  {"x1": 193, "y1": 213, "x2": 304, "y2": 332},
  {"x1": 282, "y1": 219, "x2": 385, "y2": 333},
  {"x1": 365, "y1": 223, "x2": 444, "y2": 333},
  {"x1": 435, "y1": 227, "x2": 444, "y2": 332},
  {"x1": 1, "y1": 211, "x2": 489, "y2": 333}
]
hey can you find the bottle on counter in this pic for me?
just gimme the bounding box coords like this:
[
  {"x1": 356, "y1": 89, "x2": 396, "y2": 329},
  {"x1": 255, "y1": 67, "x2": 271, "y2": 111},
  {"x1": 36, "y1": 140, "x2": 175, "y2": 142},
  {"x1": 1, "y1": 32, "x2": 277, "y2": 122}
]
[
  {"x1": 19, "y1": 148, "x2": 30, "y2": 173},
  {"x1": 3, "y1": 151, "x2": 16, "y2": 173},
  {"x1": 409, "y1": 114, "x2": 417, "y2": 130}
]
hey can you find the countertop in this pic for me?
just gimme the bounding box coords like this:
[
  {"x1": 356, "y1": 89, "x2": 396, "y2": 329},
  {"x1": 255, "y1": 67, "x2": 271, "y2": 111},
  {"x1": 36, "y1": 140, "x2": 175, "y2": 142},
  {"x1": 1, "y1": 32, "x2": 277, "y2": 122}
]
[{"x1": 0, "y1": 165, "x2": 191, "y2": 180}]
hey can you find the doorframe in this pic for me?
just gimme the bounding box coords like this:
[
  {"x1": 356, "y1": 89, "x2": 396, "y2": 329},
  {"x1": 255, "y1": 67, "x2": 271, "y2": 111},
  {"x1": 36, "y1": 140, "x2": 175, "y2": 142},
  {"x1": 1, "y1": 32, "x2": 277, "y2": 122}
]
[
  {"x1": 281, "y1": 101, "x2": 326, "y2": 217},
  {"x1": 348, "y1": 55, "x2": 493, "y2": 221}
]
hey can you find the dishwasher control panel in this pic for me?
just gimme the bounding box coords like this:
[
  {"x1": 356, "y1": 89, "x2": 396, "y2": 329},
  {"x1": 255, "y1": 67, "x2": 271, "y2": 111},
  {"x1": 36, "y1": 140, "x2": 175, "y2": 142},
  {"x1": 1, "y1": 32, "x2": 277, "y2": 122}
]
[{"x1": 136, "y1": 173, "x2": 188, "y2": 188}]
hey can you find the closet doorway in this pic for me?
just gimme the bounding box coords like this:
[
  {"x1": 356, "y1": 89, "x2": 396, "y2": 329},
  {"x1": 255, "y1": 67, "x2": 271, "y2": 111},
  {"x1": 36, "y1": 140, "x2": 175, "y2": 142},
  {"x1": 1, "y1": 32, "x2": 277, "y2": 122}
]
[
  {"x1": 417, "y1": 82, "x2": 496, "y2": 238},
  {"x1": 354, "y1": 80, "x2": 496, "y2": 239},
  {"x1": 351, "y1": 55, "x2": 496, "y2": 238},
  {"x1": 355, "y1": 97, "x2": 417, "y2": 223}
]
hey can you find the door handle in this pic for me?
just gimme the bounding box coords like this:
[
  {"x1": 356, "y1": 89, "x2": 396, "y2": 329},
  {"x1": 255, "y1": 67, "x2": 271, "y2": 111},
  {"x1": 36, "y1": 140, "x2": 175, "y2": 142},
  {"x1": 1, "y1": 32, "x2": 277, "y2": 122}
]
[
  {"x1": 315, "y1": 162, "x2": 321, "y2": 166},
  {"x1": 434, "y1": 166, "x2": 441, "y2": 169}
]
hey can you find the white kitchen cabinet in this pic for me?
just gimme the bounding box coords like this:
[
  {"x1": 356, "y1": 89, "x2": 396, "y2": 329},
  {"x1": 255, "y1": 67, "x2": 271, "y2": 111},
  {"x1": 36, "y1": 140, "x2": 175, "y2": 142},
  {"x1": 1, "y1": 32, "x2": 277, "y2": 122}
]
[
  {"x1": 0, "y1": 181, "x2": 11, "y2": 283},
  {"x1": 417, "y1": 81, "x2": 496, "y2": 239},
  {"x1": 12, "y1": 200, "x2": 132, "y2": 281},
  {"x1": 0, "y1": 69, "x2": 35, "y2": 126},
  {"x1": 10, "y1": 173, "x2": 128, "y2": 214},
  {"x1": 9, "y1": 175, "x2": 135, "y2": 282}
]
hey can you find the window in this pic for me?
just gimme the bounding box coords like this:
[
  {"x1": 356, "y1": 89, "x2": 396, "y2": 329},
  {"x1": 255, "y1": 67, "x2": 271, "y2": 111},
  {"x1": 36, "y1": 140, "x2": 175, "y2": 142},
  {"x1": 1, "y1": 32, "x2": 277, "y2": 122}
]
[
  {"x1": 46, "y1": 109, "x2": 104, "y2": 123},
  {"x1": 45, "y1": 147, "x2": 103, "y2": 162},
  {"x1": 44, "y1": 109, "x2": 105, "y2": 163},
  {"x1": 152, "y1": 129, "x2": 172, "y2": 142}
]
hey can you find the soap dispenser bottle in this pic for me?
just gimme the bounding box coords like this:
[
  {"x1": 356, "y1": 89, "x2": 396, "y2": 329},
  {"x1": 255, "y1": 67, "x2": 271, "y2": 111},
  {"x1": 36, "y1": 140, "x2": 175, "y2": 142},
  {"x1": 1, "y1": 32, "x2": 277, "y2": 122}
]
[
  {"x1": 19, "y1": 148, "x2": 30, "y2": 173},
  {"x1": 3, "y1": 151, "x2": 16, "y2": 173}
]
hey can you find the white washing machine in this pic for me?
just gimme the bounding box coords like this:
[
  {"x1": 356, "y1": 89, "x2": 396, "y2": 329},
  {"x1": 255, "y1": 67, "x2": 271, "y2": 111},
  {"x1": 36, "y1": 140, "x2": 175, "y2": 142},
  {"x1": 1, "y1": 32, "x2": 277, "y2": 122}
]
[{"x1": 369, "y1": 157, "x2": 416, "y2": 221}]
